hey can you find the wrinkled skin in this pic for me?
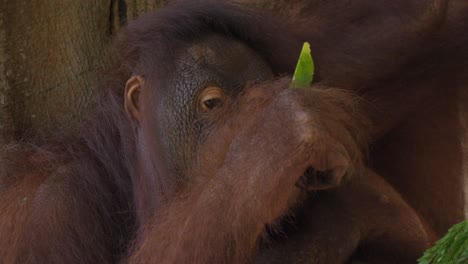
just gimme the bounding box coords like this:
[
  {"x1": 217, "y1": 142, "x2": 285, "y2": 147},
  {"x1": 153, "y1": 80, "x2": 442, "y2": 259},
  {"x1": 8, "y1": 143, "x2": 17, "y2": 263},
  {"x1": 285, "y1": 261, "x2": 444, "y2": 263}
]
[{"x1": 1, "y1": 1, "x2": 467, "y2": 264}]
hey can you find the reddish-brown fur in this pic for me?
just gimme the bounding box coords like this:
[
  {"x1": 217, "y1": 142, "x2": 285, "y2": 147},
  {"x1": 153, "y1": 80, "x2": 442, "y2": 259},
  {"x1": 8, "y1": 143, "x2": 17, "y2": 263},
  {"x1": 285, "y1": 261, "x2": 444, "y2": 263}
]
[{"x1": 1, "y1": 1, "x2": 466, "y2": 263}]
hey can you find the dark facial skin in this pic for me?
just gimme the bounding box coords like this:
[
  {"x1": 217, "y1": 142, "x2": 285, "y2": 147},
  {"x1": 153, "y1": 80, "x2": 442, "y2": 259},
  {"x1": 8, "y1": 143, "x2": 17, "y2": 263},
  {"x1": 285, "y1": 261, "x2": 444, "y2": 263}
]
[{"x1": 157, "y1": 35, "x2": 274, "y2": 178}]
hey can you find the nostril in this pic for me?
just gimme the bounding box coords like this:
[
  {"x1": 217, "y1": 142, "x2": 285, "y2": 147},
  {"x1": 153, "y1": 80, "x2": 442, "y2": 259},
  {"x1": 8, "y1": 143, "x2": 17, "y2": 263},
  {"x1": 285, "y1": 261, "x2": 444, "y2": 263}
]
[{"x1": 295, "y1": 166, "x2": 344, "y2": 191}]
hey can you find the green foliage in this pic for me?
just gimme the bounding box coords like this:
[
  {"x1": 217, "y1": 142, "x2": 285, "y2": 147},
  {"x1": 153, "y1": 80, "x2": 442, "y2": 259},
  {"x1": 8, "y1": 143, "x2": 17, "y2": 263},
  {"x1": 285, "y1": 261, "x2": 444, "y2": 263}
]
[
  {"x1": 290, "y1": 42, "x2": 315, "y2": 88},
  {"x1": 419, "y1": 220, "x2": 468, "y2": 264}
]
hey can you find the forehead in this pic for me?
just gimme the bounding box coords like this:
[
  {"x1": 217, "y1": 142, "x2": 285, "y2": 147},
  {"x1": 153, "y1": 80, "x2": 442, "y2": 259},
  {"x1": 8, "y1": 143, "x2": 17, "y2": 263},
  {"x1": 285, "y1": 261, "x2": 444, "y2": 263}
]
[
  {"x1": 185, "y1": 34, "x2": 265, "y2": 72},
  {"x1": 168, "y1": 34, "x2": 273, "y2": 92},
  {"x1": 153, "y1": 34, "x2": 273, "y2": 100}
]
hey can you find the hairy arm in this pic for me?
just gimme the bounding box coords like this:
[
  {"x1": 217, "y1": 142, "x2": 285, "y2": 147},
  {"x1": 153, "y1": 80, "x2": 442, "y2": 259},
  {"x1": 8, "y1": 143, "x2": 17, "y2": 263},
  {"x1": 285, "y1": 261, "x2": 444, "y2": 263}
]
[
  {"x1": 255, "y1": 169, "x2": 435, "y2": 264},
  {"x1": 0, "y1": 163, "x2": 119, "y2": 264}
]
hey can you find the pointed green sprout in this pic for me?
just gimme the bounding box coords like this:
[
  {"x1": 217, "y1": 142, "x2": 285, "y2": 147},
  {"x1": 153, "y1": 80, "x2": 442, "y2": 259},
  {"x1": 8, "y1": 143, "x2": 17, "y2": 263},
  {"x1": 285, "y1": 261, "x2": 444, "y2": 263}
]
[{"x1": 290, "y1": 42, "x2": 315, "y2": 89}]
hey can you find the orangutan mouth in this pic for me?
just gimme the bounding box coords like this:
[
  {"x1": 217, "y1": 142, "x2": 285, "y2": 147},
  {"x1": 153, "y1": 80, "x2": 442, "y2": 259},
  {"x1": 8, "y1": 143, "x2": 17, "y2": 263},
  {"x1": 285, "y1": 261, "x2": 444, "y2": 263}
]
[{"x1": 296, "y1": 166, "x2": 343, "y2": 191}]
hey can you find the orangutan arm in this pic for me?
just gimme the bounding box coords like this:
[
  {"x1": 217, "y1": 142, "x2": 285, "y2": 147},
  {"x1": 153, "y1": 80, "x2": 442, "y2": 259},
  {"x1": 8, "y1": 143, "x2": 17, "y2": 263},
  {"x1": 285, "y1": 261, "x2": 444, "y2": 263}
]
[
  {"x1": 255, "y1": 169, "x2": 436, "y2": 264},
  {"x1": 0, "y1": 166, "x2": 117, "y2": 264}
]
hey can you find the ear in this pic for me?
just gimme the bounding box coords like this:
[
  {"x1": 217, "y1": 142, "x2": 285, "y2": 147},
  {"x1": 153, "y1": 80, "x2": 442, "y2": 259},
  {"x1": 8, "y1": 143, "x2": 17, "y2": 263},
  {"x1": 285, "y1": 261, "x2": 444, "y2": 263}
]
[{"x1": 125, "y1": 75, "x2": 145, "y2": 122}]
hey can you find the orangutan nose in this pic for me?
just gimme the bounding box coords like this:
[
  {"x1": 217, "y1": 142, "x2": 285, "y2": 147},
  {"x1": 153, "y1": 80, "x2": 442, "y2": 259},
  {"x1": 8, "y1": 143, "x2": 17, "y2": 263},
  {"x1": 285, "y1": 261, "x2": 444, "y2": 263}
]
[{"x1": 296, "y1": 150, "x2": 349, "y2": 191}]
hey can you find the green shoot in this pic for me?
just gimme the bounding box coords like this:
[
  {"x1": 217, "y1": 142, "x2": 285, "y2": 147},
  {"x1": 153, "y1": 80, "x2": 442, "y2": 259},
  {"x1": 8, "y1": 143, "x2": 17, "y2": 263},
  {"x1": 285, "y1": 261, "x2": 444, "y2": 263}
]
[{"x1": 290, "y1": 42, "x2": 315, "y2": 88}]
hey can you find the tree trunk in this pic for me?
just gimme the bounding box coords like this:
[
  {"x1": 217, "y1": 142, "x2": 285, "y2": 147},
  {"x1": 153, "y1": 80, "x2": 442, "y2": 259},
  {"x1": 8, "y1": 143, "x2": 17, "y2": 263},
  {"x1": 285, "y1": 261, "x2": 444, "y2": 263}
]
[{"x1": 0, "y1": 0, "x2": 167, "y2": 141}]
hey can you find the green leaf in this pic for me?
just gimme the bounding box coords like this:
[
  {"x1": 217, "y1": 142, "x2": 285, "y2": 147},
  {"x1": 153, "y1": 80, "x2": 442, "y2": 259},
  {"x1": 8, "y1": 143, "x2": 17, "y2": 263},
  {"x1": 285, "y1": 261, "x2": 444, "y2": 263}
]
[
  {"x1": 418, "y1": 220, "x2": 468, "y2": 264},
  {"x1": 290, "y1": 42, "x2": 315, "y2": 89}
]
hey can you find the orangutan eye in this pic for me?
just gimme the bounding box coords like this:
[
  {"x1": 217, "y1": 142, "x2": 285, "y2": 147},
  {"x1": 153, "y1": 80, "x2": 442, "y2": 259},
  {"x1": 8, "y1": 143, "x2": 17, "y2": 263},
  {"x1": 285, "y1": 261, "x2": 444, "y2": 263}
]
[{"x1": 198, "y1": 86, "x2": 226, "y2": 112}]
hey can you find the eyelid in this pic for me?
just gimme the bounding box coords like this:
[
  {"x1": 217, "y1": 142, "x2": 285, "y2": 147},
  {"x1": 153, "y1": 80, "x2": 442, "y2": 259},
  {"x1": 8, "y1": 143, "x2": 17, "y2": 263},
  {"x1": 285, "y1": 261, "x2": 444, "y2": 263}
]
[{"x1": 198, "y1": 85, "x2": 226, "y2": 112}]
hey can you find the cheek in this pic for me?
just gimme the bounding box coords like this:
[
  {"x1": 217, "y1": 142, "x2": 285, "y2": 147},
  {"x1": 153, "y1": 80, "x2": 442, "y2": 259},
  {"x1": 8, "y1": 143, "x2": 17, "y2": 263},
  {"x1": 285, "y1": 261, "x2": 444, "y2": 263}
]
[
  {"x1": 156, "y1": 96, "x2": 202, "y2": 178},
  {"x1": 135, "y1": 89, "x2": 184, "y2": 178}
]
